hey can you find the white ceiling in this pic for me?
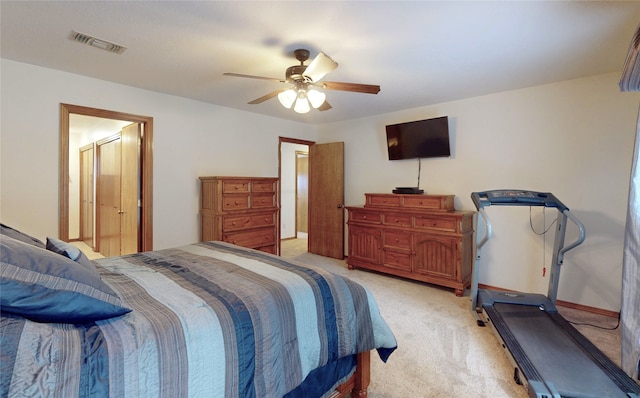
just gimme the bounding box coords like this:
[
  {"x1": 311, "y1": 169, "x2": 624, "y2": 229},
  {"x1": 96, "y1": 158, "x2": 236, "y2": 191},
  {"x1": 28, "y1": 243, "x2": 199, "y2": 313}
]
[{"x1": 2, "y1": 1, "x2": 640, "y2": 125}]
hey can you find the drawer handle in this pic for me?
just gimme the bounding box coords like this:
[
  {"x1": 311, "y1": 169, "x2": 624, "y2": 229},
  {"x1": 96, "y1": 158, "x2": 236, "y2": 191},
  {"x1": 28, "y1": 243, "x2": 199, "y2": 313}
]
[{"x1": 363, "y1": 216, "x2": 367, "y2": 220}]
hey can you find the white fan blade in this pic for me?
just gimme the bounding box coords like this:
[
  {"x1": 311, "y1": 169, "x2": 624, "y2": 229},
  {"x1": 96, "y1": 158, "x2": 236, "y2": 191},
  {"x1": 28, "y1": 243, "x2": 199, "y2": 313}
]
[{"x1": 304, "y1": 52, "x2": 338, "y2": 83}]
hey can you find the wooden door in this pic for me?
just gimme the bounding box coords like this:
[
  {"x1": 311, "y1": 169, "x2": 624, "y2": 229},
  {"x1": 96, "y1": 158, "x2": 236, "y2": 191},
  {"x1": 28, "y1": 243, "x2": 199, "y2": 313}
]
[
  {"x1": 120, "y1": 123, "x2": 140, "y2": 255},
  {"x1": 79, "y1": 144, "x2": 94, "y2": 248},
  {"x1": 308, "y1": 142, "x2": 344, "y2": 259},
  {"x1": 296, "y1": 151, "x2": 309, "y2": 234},
  {"x1": 97, "y1": 134, "x2": 121, "y2": 257}
]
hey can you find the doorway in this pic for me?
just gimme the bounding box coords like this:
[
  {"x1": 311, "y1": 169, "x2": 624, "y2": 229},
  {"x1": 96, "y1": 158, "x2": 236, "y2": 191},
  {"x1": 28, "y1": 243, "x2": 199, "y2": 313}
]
[
  {"x1": 280, "y1": 139, "x2": 311, "y2": 253},
  {"x1": 279, "y1": 138, "x2": 345, "y2": 259},
  {"x1": 59, "y1": 104, "x2": 153, "y2": 252},
  {"x1": 296, "y1": 151, "x2": 309, "y2": 236}
]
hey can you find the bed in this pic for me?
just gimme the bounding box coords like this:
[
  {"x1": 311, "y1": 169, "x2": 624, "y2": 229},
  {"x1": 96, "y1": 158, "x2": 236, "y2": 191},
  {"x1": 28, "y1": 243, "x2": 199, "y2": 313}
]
[{"x1": 0, "y1": 224, "x2": 397, "y2": 398}]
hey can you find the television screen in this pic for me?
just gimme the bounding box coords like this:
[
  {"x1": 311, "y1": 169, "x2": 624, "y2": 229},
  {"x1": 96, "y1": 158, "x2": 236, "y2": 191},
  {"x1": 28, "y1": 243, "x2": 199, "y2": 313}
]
[{"x1": 385, "y1": 116, "x2": 450, "y2": 160}]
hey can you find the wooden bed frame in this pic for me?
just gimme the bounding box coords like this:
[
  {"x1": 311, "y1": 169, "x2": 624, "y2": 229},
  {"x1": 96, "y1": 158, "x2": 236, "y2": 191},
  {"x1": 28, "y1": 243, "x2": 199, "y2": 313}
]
[{"x1": 331, "y1": 351, "x2": 371, "y2": 398}]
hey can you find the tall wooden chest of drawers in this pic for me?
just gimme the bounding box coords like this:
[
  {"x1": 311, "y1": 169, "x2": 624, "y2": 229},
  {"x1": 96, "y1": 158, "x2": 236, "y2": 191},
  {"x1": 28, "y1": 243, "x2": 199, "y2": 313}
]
[
  {"x1": 346, "y1": 193, "x2": 474, "y2": 296},
  {"x1": 200, "y1": 176, "x2": 280, "y2": 254}
]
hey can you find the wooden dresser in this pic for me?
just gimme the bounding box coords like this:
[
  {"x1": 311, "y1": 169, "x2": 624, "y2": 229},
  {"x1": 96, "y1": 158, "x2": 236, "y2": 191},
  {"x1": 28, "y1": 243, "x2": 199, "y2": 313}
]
[
  {"x1": 199, "y1": 176, "x2": 279, "y2": 254},
  {"x1": 346, "y1": 193, "x2": 474, "y2": 296}
]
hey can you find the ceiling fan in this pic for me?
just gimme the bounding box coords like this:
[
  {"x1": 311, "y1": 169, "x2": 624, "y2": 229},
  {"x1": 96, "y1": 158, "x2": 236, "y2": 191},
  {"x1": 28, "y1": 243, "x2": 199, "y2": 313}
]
[{"x1": 223, "y1": 49, "x2": 380, "y2": 113}]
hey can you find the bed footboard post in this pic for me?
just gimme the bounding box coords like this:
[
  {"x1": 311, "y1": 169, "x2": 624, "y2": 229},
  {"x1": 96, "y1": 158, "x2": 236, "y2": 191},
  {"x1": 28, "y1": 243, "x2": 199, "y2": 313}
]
[{"x1": 352, "y1": 351, "x2": 371, "y2": 398}]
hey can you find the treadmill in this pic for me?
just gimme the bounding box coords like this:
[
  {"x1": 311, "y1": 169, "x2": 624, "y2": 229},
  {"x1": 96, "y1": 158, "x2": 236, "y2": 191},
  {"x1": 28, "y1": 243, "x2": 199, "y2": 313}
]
[{"x1": 470, "y1": 189, "x2": 640, "y2": 398}]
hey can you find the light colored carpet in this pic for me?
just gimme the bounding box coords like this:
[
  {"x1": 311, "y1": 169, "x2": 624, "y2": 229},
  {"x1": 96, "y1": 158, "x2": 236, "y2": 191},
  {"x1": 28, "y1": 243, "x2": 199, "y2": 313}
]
[{"x1": 281, "y1": 238, "x2": 625, "y2": 398}]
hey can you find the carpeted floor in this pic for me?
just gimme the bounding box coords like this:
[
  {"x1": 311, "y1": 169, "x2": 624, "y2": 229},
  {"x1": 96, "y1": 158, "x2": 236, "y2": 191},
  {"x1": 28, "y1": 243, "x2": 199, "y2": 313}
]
[{"x1": 280, "y1": 238, "x2": 625, "y2": 398}]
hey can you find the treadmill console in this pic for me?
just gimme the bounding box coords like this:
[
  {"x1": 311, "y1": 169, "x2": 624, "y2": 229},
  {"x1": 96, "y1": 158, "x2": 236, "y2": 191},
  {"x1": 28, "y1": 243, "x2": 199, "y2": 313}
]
[{"x1": 471, "y1": 189, "x2": 568, "y2": 211}]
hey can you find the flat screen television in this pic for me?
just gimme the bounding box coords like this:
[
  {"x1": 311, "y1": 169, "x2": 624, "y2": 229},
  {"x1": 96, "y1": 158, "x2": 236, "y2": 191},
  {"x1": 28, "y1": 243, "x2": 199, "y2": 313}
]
[{"x1": 385, "y1": 116, "x2": 451, "y2": 160}]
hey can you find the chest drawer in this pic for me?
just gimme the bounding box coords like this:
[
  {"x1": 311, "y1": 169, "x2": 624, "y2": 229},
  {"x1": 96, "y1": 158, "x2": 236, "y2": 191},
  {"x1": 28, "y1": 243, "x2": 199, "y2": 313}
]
[
  {"x1": 366, "y1": 194, "x2": 402, "y2": 207},
  {"x1": 382, "y1": 212, "x2": 412, "y2": 227},
  {"x1": 348, "y1": 209, "x2": 382, "y2": 224},
  {"x1": 252, "y1": 180, "x2": 277, "y2": 192},
  {"x1": 382, "y1": 250, "x2": 412, "y2": 271},
  {"x1": 222, "y1": 194, "x2": 250, "y2": 211},
  {"x1": 223, "y1": 212, "x2": 275, "y2": 232},
  {"x1": 414, "y1": 215, "x2": 457, "y2": 232},
  {"x1": 403, "y1": 195, "x2": 453, "y2": 211},
  {"x1": 383, "y1": 230, "x2": 412, "y2": 249},
  {"x1": 222, "y1": 228, "x2": 276, "y2": 248},
  {"x1": 222, "y1": 180, "x2": 250, "y2": 193},
  {"x1": 251, "y1": 193, "x2": 276, "y2": 208}
]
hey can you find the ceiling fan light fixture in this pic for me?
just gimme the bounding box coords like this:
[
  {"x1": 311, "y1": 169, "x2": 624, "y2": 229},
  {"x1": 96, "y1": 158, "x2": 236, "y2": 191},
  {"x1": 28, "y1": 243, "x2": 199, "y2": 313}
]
[
  {"x1": 293, "y1": 90, "x2": 311, "y2": 113},
  {"x1": 226, "y1": 48, "x2": 379, "y2": 112},
  {"x1": 307, "y1": 89, "x2": 326, "y2": 108},
  {"x1": 277, "y1": 89, "x2": 297, "y2": 108}
]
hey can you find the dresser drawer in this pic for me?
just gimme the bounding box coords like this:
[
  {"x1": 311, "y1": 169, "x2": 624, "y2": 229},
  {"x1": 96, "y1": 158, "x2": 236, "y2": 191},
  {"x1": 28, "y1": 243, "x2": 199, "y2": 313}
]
[
  {"x1": 383, "y1": 230, "x2": 411, "y2": 249},
  {"x1": 221, "y1": 180, "x2": 250, "y2": 193},
  {"x1": 223, "y1": 212, "x2": 275, "y2": 232},
  {"x1": 383, "y1": 250, "x2": 411, "y2": 271},
  {"x1": 382, "y1": 212, "x2": 412, "y2": 227},
  {"x1": 252, "y1": 180, "x2": 277, "y2": 192},
  {"x1": 414, "y1": 215, "x2": 457, "y2": 232},
  {"x1": 251, "y1": 193, "x2": 276, "y2": 208},
  {"x1": 256, "y1": 244, "x2": 276, "y2": 254},
  {"x1": 223, "y1": 228, "x2": 276, "y2": 248},
  {"x1": 366, "y1": 194, "x2": 402, "y2": 207},
  {"x1": 222, "y1": 194, "x2": 250, "y2": 211},
  {"x1": 348, "y1": 209, "x2": 382, "y2": 224},
  {"x1": 403, "y1": 195, "x2": 453, "y2": 211}
]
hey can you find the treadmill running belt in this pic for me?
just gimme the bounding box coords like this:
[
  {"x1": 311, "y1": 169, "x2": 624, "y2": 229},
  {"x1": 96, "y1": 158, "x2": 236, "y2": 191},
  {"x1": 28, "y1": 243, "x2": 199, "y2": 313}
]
[{"x1": 493, "y1": 303, "x2": 629, "y2": 398}]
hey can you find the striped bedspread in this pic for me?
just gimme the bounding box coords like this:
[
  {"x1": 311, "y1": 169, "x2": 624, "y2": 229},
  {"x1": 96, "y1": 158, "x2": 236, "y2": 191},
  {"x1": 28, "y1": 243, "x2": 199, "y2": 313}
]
[{"x1": 1, "y1": 241, "x2": 396, "y2": 398}]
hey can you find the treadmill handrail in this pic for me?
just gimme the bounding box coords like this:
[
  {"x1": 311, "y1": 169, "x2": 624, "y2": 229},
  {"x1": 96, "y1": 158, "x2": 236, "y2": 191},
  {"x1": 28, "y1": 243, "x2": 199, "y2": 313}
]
[
  {"x1": 476, "y1": 208, "x2": 492, "y2": 251},
  {"x1": 471, "y1": 190, "x2": 569, "y2": 211},
  {"x1": 558, "y1": 209, "x2": 586, "y2": 261}
]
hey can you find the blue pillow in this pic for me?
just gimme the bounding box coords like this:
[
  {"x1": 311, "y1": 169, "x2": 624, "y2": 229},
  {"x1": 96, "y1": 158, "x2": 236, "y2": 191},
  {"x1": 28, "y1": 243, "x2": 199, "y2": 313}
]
[
  {"x1": 46, "y1": 237, "x2": 98, "y2": 275},
  {"x1": 0, "y1": 236, "x2": 131, "y2": 323},
  {"x1": 0, "y1": 223, "x2": 45, "y2": 248}
]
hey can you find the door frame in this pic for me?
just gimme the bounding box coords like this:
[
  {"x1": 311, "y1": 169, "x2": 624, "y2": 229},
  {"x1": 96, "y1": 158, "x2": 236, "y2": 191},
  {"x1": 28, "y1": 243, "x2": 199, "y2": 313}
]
[{"x1": 59, "y1": 103, "x2": 154, "y2": 251}]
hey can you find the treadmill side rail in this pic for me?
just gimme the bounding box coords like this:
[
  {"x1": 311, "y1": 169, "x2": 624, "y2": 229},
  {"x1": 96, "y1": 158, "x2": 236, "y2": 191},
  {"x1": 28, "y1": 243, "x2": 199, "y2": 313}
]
[{"x1": 528, "y1": 381, "x2": 561, "y2": 398}]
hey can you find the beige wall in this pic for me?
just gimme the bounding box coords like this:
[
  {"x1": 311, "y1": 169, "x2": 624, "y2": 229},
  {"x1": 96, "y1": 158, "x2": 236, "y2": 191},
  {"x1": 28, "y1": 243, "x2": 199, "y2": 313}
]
[
  {"x1": 2, "y1": 58, "x2": 639, "y2": 311},
  {"x1": 318, "y1": 72, "x2": 640, "y2": 311},
  {"x1": 0, "y1": 59, "x2": 317, "y2": 250}
]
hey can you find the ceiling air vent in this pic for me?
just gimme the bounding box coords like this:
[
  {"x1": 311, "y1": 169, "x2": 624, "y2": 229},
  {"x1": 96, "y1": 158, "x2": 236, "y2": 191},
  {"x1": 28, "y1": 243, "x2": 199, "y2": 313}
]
[{"x1": 70, "y1": 31, "x2": 127, "y2": 55}]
